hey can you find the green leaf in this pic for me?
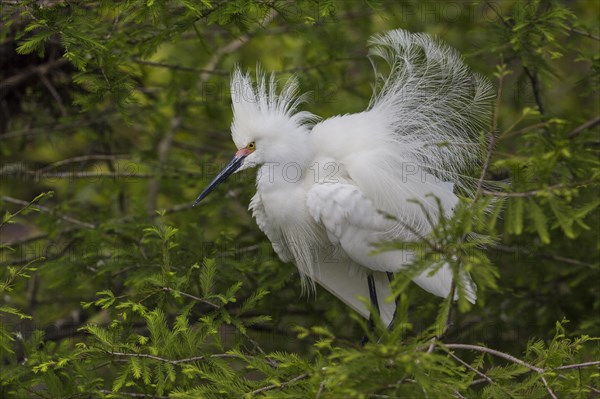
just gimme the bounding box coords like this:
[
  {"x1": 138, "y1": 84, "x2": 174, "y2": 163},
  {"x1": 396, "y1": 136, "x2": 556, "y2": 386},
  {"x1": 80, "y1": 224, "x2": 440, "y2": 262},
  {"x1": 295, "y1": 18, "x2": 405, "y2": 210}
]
[
  {"x1": 200, "y1": 258, "x2": 216, "y2": 297},
  {"x1": 527, "y1": 199, "x2": 550, "y2": 244}
]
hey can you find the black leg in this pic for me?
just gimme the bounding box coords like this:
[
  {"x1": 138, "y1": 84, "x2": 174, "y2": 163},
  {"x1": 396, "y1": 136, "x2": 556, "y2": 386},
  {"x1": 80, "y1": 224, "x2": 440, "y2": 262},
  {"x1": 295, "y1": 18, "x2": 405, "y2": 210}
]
[
  {"x1": 361, "y1": 273, "x2": 380, "y2": 346},
  {"x1": 386, "y1": 272, "x2": 400, "y2": 330}
]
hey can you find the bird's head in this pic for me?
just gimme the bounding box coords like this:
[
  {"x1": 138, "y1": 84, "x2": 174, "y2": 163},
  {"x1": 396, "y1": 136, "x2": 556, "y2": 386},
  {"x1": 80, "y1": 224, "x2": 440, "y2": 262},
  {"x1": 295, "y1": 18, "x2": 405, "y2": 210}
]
[{"x1": 194, "y1": 67, "x2": 316, "y2": 206}]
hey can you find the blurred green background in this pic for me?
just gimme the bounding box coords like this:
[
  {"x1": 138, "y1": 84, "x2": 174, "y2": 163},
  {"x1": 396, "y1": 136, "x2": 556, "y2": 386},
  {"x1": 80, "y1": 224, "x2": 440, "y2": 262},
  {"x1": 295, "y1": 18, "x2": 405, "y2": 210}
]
[{"x1": 0, "y1": 0, "x2": 598, "y2": 397}]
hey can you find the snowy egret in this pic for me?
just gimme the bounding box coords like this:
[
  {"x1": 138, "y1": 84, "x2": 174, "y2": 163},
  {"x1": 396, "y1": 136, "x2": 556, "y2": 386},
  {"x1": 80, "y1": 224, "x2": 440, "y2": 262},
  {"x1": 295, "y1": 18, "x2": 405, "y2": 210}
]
[{"x1": 194, "y1": 30, "x2": 493, "y2": 326}]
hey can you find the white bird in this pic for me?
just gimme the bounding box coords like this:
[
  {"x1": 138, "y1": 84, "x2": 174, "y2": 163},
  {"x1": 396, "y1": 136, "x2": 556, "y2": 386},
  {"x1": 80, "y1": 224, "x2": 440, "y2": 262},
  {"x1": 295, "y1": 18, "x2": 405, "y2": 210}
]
[{"x1": 194, "y1": 29, "x2": 493, "y2": 327}]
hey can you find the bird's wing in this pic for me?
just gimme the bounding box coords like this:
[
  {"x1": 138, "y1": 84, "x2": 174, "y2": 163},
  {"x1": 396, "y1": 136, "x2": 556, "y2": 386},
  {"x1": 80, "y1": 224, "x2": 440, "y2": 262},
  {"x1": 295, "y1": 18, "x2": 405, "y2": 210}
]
[
  {"x1": 249, "y1": 193, "x2": 293, "y2": 263},
  {"x1": 251, "y1": 192, "x2": 396, "y2": 326},
  {"x1": 306, "y1": 181, "x2": 476, "y2": 304},
  {"x1": 306, "y1": 182, "x2": 404, "y2": 326}
]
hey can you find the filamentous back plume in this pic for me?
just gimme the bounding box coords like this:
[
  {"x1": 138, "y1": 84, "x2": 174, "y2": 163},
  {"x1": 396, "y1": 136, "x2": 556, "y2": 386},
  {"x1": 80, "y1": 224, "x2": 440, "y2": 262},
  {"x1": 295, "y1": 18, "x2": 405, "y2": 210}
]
[{"x1": 367, "y1": 30, "x2": 494, "y2": 193}]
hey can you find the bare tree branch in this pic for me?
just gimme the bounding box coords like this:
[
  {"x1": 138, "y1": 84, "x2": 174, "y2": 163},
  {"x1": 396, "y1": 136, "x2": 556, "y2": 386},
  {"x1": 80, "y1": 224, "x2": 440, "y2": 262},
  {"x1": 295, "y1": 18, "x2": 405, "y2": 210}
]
[
  {"x1": 568, "y1": 115, "x2": 600, "y2": 139},
  {"x1": 445, "y1": 343, "x2": 543, "y2": 372},
  {"x1": 553, "y1": 360, "x2": 600, "y2": 371}
]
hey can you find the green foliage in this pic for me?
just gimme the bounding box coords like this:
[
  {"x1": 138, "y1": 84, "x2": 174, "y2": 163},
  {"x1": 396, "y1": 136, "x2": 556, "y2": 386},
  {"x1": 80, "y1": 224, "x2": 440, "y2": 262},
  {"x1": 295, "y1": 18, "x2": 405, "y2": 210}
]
[{"x1": 1, "y1": 0, "x2": 598, "y2": 398}]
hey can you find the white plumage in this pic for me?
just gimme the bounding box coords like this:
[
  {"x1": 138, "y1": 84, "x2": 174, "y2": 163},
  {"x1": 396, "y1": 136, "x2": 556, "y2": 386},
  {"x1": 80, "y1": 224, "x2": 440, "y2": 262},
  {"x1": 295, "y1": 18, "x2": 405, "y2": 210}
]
[{"x1": 195, "y1": 29, "x2": 494, "y2": 326}]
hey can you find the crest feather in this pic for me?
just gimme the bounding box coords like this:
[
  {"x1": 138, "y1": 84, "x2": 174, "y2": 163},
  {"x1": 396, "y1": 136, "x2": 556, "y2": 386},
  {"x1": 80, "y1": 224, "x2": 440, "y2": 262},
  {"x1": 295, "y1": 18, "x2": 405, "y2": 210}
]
[{"x1": 230, "y1": 67, "x2": 316, "y2": 147}]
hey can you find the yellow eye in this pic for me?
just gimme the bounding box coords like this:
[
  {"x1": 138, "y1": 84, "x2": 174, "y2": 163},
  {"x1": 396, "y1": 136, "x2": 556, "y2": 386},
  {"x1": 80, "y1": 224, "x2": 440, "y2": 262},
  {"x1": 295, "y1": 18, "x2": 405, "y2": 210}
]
[{"x1": 246, "y1": 142, "x2": 255, "y2": 150}]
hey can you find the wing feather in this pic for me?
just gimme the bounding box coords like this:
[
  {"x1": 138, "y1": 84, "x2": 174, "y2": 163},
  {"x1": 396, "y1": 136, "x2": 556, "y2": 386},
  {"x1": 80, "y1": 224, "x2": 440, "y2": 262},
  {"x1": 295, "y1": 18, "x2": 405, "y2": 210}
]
[
  {"x1": 307, "y1": 182, "x2": 476, "y2": 303},
  {"x1": 249, "y1": 193, "x2": 293, "y2": 263}
]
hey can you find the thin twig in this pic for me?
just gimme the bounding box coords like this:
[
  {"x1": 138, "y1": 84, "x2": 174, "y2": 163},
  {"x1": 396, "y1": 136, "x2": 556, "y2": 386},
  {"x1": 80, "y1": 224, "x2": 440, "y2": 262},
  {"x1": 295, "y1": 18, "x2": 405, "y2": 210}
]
[
  {"x1": 445, "y1": 343, "x2": 561, "y2": 398},
  {"x1": 0, "y1": 58, "x2": 69, "y2": 94},
  {"x1": 247, "y1": 372, "x2": 309, "y2": 396},
  {"x1": 11, "y1": 171, "x2": 201, "y2": 179},
  {"x1": 107, "y1": 350, "x2": 239, "y2": 365},
  {"x1": 481, "y1": 180, "x2": 594, "y2": 197},
  {"x1": 494, "y1": 244, "x2": 596, "y2": 269},
  {"x1": 553, "y1": 360, "x2": 600, "y2": 371},
  {"x1": 446, "y1": 350, "x2": 494, "y2": 385},
  {"x1": 0, "y1": 112, "x2": 117, "y2": 140},
  {"x1": 1, "y1": 196, "x2": 96, "y2": 229},
  {"x1": 199, "y1": 9, "x2": 279, "y2": 82},
  {"x1": 567, "y1": 115, "x2": 600, "y2": 139},
  {"x1": 38, "y1": 73, "x2": 67, "y2": 116},
  {"x1": 162, "y1": 287, "x2": 219, "y2": 309},
  {"x1": 315, "y1": 380, "x2": 326, "y2": 398},
  {"x1": 568, "y1": 27, "x2": 600, "y2": 41},
  {"x1": 476, "y1": 65, "x2": 505, "y2": 197},
  {"x1": 132, "y1": 59, "x2": 229, "y2": 75},
  {"x1": 444, "y1": 343, "x2": 543, "y2": 372},
  {"x1": 499, "y1": 121, "x2": 551, "y2": 140},
  {"x1": 97, "y1": 390, "x2": 169, "y2": 399},
  {"x1": 36, "y1": 155, "x2": 130, "y2": 173}
]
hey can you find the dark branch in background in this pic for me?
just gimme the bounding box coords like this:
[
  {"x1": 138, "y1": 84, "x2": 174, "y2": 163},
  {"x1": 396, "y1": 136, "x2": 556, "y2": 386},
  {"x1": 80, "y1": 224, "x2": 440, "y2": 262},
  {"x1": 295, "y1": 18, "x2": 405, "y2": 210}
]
[
  {"x1": 147, "y1": 116, "x2": 181, "y2": 214},
  {"x1": 481, "y1": 180, "x2": 595, "y2": 198},
  {"x1": 568, "y1": 27, "x2": 600, "y2": 41},
  {"x1": 0, "y1": 58, "x2": 69, "y2": 95},
  {"x1": 2, "y1": 196, "x2": 96, "y2": 229},
  {"x1": 522, "y1": 66, "x2": 544, "y2": 115},
  {"x1": 0, "y1": 111, "x2": 118, "y2": 140},
  {"x1": 495, "y1": 244, "x2": 596, "y2": 269},
  {"x1": 132, "y1": 59, "x2": 229, "y2": 75},
  {"x1": 4, "y1": 170, "x2": 203, "y2": 179},
  {"x1": 38, "y1": 73, "x2": 67, "y2": 116},
  {"x1": 568, "y1": 115, "x2": 600, "y2": 139},
  {"x1": 484, "y1": 1, "x2": 546, "y2": 117},
  {"x1": 35, "y1": 154, "x2": 130, "y2": 173}
]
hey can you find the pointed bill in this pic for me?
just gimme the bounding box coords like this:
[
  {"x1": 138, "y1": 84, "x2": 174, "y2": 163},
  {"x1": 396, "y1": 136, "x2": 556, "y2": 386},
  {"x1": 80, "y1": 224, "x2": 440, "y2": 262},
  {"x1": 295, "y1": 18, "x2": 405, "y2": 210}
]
[{"x1": 193, "y1": 152, "x2": 248, "y2": 206}]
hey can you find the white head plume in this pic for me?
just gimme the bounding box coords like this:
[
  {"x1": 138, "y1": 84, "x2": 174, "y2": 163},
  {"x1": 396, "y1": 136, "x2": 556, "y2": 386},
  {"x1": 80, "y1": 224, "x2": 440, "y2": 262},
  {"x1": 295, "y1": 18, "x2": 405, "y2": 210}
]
[{"x1": 230, "y1": 67, "x2": 316, "y2": 149}]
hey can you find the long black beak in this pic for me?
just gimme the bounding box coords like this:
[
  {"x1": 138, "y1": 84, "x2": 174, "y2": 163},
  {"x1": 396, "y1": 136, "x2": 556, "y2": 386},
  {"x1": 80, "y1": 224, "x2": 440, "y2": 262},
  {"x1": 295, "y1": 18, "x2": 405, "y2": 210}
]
[{"x1": 193, "y1": 154, "x2": 247, "y2": 206}]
